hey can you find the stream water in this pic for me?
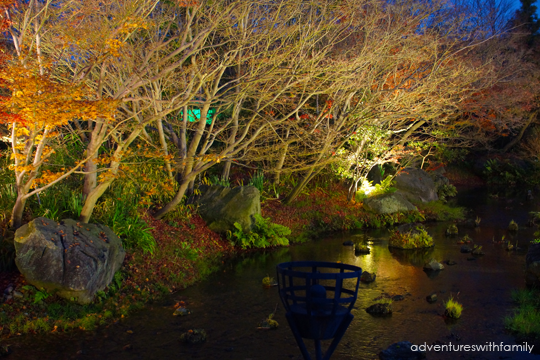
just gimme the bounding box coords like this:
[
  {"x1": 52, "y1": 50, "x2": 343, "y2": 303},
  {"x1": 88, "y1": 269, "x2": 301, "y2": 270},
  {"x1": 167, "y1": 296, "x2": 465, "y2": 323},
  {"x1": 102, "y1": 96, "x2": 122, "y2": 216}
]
[{"x1": 7, "y1": 187, "x2": 540, "y2": 359}]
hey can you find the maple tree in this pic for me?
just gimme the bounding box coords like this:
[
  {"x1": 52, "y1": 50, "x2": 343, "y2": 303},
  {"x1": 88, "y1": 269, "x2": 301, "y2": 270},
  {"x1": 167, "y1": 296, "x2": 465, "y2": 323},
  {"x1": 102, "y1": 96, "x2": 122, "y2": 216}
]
[
  {"x1": 0, "y1": 0, "x2": 118, "y2": 229},
  {"x1": 0, "y1": 0, "x2": 537, "y2": 228}
]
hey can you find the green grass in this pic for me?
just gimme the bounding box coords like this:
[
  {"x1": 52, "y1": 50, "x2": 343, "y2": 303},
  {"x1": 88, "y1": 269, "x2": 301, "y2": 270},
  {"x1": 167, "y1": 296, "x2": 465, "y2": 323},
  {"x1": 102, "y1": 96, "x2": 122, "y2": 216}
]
[
  {"x1": 444, "y1": 296, "x2": 463, "y2": 319},
  {"x1": 505, "y1": 289, "x2": 540, "y2": 337},
  {"x1": 416, "y1": 200, "x2": 466, "y2": 221}
]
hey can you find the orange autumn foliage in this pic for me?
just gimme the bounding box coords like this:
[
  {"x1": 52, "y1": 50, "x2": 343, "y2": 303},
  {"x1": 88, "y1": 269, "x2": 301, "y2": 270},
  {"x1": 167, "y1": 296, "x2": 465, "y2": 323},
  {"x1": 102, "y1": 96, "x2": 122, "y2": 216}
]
[{"x1": 0, "y1": 63, "x2": 118, "y2": 128}]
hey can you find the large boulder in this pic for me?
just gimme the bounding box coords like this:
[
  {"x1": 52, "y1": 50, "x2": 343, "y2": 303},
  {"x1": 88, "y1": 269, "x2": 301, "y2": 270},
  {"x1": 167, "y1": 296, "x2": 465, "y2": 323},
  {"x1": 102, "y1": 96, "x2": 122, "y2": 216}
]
[
  {"x1": 430, "y1": 172, "x2": 450, "y2": 190},
  {"x1": 196, "y1": 185, "x2": 261, "y2": 233},
  {"x1": 395, "y1": 167, "x2": 438, "y2": 203},
  {"x1": 14, "y1": 217, "x2": 125, "y2": 304},
  {"x1": 526, "y1": 243, "x2": 540, "y2": 287},
  {"x1": 363, "y1": 192, "x2": 417, "y2": 214}
]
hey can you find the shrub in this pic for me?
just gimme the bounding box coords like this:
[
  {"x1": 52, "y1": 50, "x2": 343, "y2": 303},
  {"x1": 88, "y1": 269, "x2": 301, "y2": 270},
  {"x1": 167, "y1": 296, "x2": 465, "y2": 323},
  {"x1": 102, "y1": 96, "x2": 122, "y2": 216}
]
[
  {"x1": 388, "y1": 227, "x2": 433, "y2": 249},
  {"x1": 444, "y1": 296, "x2": 463, "y2": 319},
  {"x1": 438, "y1": 184, "x2": 457, "y2": 202},
  {"x1": 505, "y1": 289, "x2": 540, "y2": 336},
  {"x1": 371, "y1": 177, "x2": 397, "y2": 197},
  {"x1": 230, "y1": 214, "x2": 290, "y2": 249}
]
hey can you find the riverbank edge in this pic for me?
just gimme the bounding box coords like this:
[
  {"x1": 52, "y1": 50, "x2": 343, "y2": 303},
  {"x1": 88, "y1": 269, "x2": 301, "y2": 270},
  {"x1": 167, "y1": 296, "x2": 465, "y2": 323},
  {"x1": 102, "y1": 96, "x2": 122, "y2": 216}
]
[{"x1": 0, "y1": 181, "x2": 466, "y2": 341}]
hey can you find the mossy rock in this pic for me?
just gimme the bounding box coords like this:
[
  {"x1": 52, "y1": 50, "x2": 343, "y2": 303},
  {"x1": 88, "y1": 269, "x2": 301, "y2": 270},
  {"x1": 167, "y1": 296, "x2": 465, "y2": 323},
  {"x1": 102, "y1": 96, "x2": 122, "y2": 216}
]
[
  {"x1": 14, "y1": 217, "x2": 125, "y2": 304},
  {"x1": 389, "y1": 224, "x2": 433, "y2": 249},
  {"x1": 363, "y1": 192, "x2": 417, "y2": 214},
  {"x1": 196, "y1": 185, "x2": 261, "y2": 233},
  {"x1": 446, "y1": 224, "x2": 458, "y2": 236}
]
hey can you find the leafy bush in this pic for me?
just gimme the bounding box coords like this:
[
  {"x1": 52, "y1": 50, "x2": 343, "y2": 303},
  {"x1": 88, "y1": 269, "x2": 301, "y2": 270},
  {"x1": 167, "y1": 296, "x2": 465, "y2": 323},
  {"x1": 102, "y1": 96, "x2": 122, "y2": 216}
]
[
  {"x1": 388, "y1": 227, "x2": 433, "y2": 249},
  {"x1": 444, "y1": 296, "x2": 463, "y2": 319},
  {"x1": 371, "y1": 176, "x2": 397, "y2": 196},
  {"x1": 356, "y1": 177, "x2": 396, "y2": 201},
  {"x1": 482, "y1": 158, "x2": 537, "y2": 186},
  {"x1": 229, "y1": 214, "x2": 290, "y2": 249},
  {"x1": 438, "y1": 184, "x2": 457, "y2": 202}
]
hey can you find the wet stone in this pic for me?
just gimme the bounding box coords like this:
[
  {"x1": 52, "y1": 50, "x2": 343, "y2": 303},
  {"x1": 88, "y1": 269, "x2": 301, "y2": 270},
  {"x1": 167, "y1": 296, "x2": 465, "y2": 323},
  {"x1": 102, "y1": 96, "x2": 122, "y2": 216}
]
[
  {"x1": 423, "y1": 259, "x2": 444, "y2": 271},
  {"x1": 173, "y1": 307, "x2": 191, "y2": 316},
  {"x1": 12, "y1": 291, "x2": 23, "y2": 298},
  {"x1": 366, "y1": 303, "x2": 392, "y2": 315},
  {"x1": 426, "y1": 293, "x2": 437, "y2": 303},
  {"x1": 446, "y1": 260, "x2": 457, "y2": 266},
  {"x1": 355, "y1": 246, "x2": 370, "y2": 255},
  {"x1": 379, "y1": 341, "x2": 426, "y2": 360},
  {"x1": 180, "y1": 329, "x2": 207, "y2": 344},
  {"x1": 360, "y1": 271, "x2": 376, "y2": 283}
]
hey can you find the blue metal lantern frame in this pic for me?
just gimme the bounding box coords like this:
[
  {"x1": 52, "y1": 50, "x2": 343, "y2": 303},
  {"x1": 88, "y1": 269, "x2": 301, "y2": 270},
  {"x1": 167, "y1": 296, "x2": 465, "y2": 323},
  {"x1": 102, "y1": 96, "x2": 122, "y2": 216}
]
[{"x1": 276, "y1": 261, "x2": 362, "y2": 360}]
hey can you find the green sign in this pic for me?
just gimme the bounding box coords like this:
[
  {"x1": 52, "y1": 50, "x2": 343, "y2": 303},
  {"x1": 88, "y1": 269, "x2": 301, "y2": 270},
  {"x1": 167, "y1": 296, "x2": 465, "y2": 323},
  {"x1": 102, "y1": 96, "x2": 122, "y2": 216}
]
[{"x1": 182, "y1": 108, "x2": 215, "y2": 125}]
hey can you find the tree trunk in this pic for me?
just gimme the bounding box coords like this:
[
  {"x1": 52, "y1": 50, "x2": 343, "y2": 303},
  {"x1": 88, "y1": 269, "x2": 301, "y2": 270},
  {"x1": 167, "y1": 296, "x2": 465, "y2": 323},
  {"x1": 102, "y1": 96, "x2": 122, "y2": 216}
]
[
  {"x1": 83, "y1": 122, "x2": 106, "y2": 199},
  {"x1": 79, "y1": 180, "x2": 113, "y2": 223},
  {"x1": 156, "y1": 118, "x2": 173, "y2": 179},
  {"x1": 398, "y1": 120, "x2": 426, "y2": 145},
  {"x1": 10, "y1": 195, "x2": 27, "y2": 230},
  {"x1": 79, "y1": 127, "x2": 142, "y2": 223},
  {"x1": 83, "y1": 156, "x2": 97, "y2": 200},
  {"x1": 273, "y1": 142, "x2": 289, "y2": 185},
  {"x1": 154, "y1": 180, "x2": 191, "y2": 219},
  {"x1": 501, "y1": 111, "x2": 537, "y2": 153},
  {"x1": 222, "y1": 160, "x2": 232, "y2": 180},
  {"x1": 282, "y1": 168, "x2": 315, "y2": 205}
]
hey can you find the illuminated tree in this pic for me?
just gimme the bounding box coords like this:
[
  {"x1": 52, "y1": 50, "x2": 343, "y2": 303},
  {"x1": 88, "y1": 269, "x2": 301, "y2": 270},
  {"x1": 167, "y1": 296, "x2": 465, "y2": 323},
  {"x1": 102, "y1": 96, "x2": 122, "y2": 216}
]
[{"x1": 0, "y1": 0, "x2": 118, "y2": 228}]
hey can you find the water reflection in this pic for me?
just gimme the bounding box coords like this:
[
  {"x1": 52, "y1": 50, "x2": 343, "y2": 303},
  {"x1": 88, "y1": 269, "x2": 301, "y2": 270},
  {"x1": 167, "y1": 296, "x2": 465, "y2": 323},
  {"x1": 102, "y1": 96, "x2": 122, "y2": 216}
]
[{"x1": 388, "y1": 247, "x2": 435, "y2": 267}]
